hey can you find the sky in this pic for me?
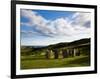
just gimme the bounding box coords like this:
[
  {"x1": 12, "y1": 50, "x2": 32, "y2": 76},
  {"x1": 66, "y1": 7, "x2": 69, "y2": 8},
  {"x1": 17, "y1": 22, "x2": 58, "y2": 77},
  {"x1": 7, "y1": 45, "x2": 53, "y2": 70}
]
[{"x1": 20, "y1": 9, "x2": 91, "y2": 46}]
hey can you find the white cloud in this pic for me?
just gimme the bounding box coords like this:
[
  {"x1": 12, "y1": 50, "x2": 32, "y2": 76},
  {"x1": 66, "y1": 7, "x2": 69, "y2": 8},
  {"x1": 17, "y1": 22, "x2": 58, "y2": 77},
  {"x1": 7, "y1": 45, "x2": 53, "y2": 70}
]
[
  {"x1": 21, "y1": 9, "x2": 56, "y2": 37},
  {"x1": 21, "y1": 9, "x2": 91, "y2": 42},
  {"x1": 72, "y1": 12, "x2": 91, "y2": 27}
]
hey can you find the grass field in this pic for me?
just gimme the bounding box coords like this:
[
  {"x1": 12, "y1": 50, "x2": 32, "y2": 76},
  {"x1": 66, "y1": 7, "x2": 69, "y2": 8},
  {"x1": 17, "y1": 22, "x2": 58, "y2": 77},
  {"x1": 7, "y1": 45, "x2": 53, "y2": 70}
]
[{"x1": 21, "y1": 55, "x2": 90, "y2": 69}]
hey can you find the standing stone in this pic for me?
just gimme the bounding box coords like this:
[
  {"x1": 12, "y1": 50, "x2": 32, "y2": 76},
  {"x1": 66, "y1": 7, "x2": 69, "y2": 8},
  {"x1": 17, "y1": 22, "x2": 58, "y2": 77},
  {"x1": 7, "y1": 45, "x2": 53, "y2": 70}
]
[
  {"x1": 59, "y1": 49, "x2": 63, "y2": 59},
  {"x1": 77, "y1": 49, "x2": 80, "y2": 56},
  {"x1": 71, "y1": 49, "x2": 74, "y2": 57},
  {"x1": 49, "y1": 50, "x2": 54, "y2": 59},
  {"x1": 53, "y1": 49, "x2": 59, "y2": 59},
  {"x1": 76, "y1": 48, "x2": 80, "y2": 56},
  {"x1": 74, "y1": 49, "x2": 76, "y2": 56},
  {"x1": 45, "y1": 49, "x2": 50, "y2": 59},
  {"x1": 62, "y1": 49, "x2": 68, "y2": 58},
  {"x1": 68, "y1": 49, "x2": 71, "y2": 57},
  {"x1": 67, "y1": 49, "x2": 70, "y2": 57}
]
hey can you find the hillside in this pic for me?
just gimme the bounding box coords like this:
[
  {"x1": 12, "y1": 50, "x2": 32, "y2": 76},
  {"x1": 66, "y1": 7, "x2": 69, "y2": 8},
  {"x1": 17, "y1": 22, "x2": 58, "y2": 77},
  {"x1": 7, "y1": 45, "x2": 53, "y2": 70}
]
[
  {"x1": 21, "y1": 38, "x2": 91, "y2": 69},
  {"x1": 47, "y1": 38, "x2": 90, "y2": 49},
  {"x1": 21, "y1": 38, "x2": 90, "y2": 56}
]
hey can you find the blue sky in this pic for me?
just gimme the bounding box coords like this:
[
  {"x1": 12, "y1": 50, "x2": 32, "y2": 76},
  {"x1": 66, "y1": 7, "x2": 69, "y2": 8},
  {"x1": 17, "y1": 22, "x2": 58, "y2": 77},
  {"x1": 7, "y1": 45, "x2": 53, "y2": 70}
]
[{"x1": 20, "y1": 9, "x2": 91, "y2": 46}]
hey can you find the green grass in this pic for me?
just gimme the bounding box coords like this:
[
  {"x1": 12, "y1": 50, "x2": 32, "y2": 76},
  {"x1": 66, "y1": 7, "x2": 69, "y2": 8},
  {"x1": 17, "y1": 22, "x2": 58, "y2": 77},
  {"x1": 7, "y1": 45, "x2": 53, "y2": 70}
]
[{"x1": 21, "y1": 55, "x2": 90, "y2": 69}]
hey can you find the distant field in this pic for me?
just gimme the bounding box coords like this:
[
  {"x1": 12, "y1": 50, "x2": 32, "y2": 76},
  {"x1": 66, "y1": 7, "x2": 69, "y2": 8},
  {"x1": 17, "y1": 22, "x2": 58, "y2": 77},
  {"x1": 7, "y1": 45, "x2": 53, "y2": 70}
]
[{"x1": 21, "y1": 55, "x2": 90, "y2": 69}]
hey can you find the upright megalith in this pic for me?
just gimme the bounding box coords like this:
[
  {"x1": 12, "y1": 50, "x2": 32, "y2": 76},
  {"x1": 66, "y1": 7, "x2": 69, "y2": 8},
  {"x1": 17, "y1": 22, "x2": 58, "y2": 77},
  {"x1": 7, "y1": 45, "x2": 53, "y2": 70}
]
[
  {"x1": 45, "y1": 49, "x2": 50, "y2": 59},
  {"x1": 68, "y1": 49, "x2": 71, "y2": 57},
  {"x1": 71, "y1": 49, "x2": 74, "y2": 57},
  {"x1": 73, "y1": 49, "x2": 77, "y2": 56},
  {"x1": 77, "y1": 48, "x2": 80, "y2": 56},
  {"x1": 67, "y1": 49, "x2": 70, "y2": 57},
  {"x1": 53, "y1": 49, "x2": 59, "y2": 59},
  {"x1": 49, "y1": 50, "x2": 54, "y2": 59},
  {"x1": 76, "y1": 48, "x2": 80, "y2": 56},
  {"x1": 59, "y1": 49, "x2": 63, "y2": 59},
  {"x1": 62, "y1": 49, "x2": 68, "y2": 58}
]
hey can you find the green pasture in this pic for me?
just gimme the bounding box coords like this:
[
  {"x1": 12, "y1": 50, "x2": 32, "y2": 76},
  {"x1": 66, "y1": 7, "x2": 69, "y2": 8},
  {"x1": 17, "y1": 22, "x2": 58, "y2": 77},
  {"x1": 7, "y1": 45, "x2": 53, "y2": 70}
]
[{"x1": 21, "y1": 55, "x2": 90, "y2": 69}]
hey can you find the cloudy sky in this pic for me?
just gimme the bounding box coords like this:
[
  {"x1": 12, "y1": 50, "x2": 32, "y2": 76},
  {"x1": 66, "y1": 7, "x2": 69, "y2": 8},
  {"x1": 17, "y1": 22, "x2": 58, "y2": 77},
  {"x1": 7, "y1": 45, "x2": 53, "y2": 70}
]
[{"x1": 20, "y1": 9, "x2": 91, "y2": 46}]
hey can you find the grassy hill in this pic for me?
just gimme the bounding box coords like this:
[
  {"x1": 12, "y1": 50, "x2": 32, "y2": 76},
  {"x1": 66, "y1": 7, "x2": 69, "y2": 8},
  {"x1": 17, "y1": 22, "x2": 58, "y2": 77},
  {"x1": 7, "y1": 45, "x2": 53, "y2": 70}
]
[
  {"x1": 21, "y1": 38, "x2": 90, "y2": 56},
  {"x1": 47, "y1": 38, "x2": 90, "y2": 49},
  {"x1": 21, "y1": 38, "x2": 90, "y2": 69}
]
